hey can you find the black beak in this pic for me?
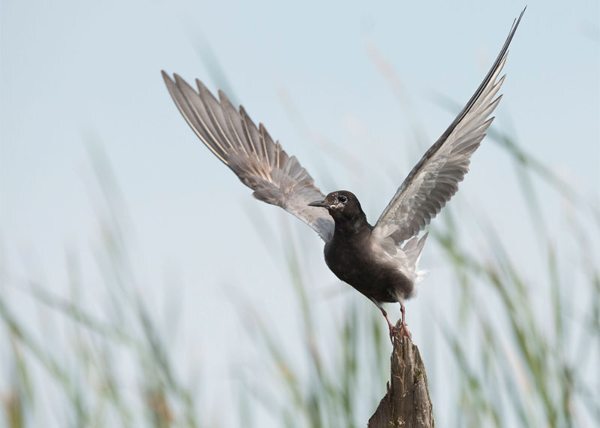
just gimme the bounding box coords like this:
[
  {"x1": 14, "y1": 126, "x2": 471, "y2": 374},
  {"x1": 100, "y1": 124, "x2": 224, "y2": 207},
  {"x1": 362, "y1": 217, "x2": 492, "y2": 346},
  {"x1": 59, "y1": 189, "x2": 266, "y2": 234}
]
[{"x1": 308, "y1": 200, "x2": 328, "y2": 208}]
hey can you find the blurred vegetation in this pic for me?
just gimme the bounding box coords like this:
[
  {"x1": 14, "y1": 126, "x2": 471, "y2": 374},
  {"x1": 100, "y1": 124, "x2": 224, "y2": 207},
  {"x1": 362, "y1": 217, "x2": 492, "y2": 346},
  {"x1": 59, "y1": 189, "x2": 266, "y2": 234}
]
[{"x1": 2, "y1": 58, "x2": 599, "y2": 428}]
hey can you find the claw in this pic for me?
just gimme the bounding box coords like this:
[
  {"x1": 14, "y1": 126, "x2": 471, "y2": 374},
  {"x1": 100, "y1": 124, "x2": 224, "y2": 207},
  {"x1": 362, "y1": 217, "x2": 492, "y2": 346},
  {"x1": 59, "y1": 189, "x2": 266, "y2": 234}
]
[
  {"x1": 396, "y1": 322, "x2": 412, "y2": 339},
  {"x1": 371, "y1": 298, "x2": 412, "y2": 343},
  {"x1": 397, "y1": 303, "x2": 412, "y2": 339}
]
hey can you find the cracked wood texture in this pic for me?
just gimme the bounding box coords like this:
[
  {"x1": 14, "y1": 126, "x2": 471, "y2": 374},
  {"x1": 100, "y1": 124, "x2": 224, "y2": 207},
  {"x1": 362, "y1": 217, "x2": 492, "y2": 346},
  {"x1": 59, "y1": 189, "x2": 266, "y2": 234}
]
[{"x1": 368, "y1": 334, "x2": 434, "y2": 428}]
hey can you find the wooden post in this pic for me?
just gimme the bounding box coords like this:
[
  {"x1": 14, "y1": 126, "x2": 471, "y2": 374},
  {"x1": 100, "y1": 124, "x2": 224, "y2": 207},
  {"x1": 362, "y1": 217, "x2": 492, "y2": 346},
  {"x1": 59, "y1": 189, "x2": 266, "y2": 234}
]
[{"x1": 368, "y1": 334, "x2": 435, "y2": 428}]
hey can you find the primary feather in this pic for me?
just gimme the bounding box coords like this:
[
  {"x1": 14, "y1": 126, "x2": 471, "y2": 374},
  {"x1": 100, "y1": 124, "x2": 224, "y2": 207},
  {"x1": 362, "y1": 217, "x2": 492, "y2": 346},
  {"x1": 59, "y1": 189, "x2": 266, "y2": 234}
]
[
  {"x1": 162, "y1": 72, "x2": 334, "y2": 241},
  {"x1": 373, "y1": 10, "x2": 524, "y2": 245}
]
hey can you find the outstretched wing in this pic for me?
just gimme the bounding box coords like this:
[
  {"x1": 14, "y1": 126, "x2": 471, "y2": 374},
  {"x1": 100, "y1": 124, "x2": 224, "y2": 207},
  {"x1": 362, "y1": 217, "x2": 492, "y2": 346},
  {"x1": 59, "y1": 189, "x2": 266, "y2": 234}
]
[
  {"x1": 373, "y1": 10, "x2": 524, "y2": 244},
  {"x1": 162, "y1": 72, "x2": 334, "y2": 241}
]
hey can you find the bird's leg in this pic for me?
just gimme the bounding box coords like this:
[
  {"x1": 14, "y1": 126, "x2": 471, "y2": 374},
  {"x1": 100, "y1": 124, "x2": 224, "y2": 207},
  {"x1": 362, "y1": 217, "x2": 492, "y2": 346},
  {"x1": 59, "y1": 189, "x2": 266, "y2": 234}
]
[
  {"x1": 370, "y1": 298, "x2": 396, "y2": 343},
  {"x1": 397, "y1": 302, "x2": 411, "y2": 338}
]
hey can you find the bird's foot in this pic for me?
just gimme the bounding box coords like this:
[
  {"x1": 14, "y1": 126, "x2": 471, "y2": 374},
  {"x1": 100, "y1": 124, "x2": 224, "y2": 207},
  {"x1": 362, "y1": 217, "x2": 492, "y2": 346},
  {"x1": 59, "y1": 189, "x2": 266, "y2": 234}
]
[
  {"x1": 388, "y1": 322, "x2": 411, "y2": 342},
  {"x1": 396, "y1": 321, "x2": 412, "y2": 339},
  {"x1": 394, "y1": 302, "x2": 412, "y2": 340},
  {"x1": 386, "y1": 322, "x2": 395, "y2": 344}
]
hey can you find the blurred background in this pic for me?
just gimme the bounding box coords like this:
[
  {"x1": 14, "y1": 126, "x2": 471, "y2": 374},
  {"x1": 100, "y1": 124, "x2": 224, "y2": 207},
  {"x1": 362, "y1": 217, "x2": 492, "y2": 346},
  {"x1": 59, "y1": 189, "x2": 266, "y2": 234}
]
[{"x1": 1, "y1": 0, "x2": 599, "y2": 427}]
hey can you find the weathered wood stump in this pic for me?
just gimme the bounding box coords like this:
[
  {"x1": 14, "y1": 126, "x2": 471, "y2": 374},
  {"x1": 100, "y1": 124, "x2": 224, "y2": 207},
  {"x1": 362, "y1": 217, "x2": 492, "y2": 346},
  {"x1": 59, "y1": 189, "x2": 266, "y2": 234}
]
[{"x1": 368, "y1": 332, "x2": 434, "y2": 428}]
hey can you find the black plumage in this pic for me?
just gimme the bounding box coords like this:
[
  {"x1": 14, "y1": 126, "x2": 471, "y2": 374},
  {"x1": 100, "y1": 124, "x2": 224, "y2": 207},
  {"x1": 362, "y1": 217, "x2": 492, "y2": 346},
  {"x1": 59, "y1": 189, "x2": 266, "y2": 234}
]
[{"x1": 162, "y1": 10, "x2": 524, "y2": 339}]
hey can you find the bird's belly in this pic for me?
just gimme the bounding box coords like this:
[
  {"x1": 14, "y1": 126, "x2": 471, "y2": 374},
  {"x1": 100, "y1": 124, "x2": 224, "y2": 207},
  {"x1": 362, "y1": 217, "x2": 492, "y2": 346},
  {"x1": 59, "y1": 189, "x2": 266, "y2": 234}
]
[{"x1": 324, "y1": 241, "x2": 413, "y2": 302}]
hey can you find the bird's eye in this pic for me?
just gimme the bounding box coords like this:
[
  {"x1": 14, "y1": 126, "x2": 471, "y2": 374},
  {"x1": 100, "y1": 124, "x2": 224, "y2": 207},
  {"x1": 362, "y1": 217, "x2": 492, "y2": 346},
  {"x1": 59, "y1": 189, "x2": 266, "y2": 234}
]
[{"x1": 338, "y1": 195, "x2": 348, "y2": 204}]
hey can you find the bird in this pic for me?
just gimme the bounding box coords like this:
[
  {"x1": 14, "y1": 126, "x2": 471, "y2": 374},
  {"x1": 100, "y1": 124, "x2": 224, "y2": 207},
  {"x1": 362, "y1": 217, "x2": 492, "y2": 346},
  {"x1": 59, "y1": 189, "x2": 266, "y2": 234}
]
[{"x1": 162, "y1": 10, "x2": 524, "y2": 340}]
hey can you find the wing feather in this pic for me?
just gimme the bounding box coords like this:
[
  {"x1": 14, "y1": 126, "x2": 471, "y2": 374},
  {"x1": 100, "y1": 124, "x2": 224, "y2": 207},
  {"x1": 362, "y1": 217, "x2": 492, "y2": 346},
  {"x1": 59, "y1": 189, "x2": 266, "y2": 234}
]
[
  {"x1": 163, "y1": 72, "x2": 334, "y2": 241},
  {"x1": 373, "y1": 9, "x2": 524, "y2": 244}
]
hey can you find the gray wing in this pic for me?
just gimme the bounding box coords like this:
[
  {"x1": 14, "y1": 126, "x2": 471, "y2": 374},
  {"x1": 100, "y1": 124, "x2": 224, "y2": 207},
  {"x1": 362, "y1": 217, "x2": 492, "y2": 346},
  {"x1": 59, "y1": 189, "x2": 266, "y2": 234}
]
[
  {"x1": 373, "y1": 10, "x2": 524, "y2": 244},
  {"x1": 162, "y1": 72, "x2": 334, "y2": 241}
]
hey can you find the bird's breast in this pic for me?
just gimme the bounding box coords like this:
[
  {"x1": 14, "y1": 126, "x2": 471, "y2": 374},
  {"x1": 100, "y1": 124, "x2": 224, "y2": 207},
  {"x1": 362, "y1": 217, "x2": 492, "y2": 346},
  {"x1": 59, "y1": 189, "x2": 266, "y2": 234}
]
[{"x1": 324, "y1": 232, "x2": 413, "y2": 302}]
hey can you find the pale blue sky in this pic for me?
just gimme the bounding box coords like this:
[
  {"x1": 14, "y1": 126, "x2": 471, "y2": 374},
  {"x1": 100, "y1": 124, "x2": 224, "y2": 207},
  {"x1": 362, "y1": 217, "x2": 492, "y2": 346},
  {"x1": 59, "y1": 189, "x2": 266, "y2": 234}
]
[{"x1": 1, "y1": 0, "x2": 599, "y2": 425}]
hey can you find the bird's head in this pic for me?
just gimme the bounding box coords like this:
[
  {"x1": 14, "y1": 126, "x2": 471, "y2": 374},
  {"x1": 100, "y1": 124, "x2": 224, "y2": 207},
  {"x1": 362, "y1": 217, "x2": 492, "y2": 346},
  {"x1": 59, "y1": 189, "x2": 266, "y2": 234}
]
[{"x1": 308, "y1": 191, "x2": 364, "y2": 220}]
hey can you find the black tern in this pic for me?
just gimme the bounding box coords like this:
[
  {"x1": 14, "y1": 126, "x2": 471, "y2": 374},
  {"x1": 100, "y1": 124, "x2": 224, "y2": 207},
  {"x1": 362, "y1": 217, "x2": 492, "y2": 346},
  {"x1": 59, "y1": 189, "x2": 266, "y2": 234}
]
[{"x1": 162, "y1": 10, "x2": 524, "y2": 339}]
